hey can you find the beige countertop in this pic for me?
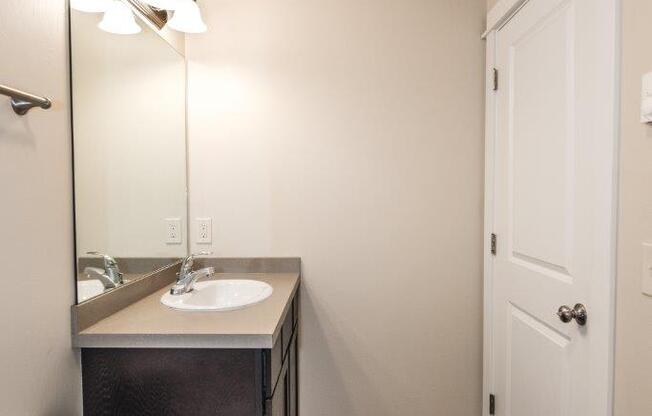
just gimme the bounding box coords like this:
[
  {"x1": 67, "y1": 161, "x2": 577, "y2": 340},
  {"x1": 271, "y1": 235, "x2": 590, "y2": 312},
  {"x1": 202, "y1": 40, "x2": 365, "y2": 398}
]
[{"x1": 74, "y1": 272, "x2": 300, "y2": 349}]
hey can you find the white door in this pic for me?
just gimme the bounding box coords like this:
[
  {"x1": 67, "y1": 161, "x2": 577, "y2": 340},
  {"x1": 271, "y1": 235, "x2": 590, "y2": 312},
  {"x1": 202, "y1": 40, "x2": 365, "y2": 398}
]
[{"x1": 487, "y1": 0, "x2": 618, "y2": 415}]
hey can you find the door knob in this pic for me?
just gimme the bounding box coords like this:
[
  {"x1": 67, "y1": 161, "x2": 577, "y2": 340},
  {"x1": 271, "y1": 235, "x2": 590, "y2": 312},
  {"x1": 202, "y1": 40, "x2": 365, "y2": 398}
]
[{"x1": 557, "y1": 304, "x2": 587, "y2": 326}]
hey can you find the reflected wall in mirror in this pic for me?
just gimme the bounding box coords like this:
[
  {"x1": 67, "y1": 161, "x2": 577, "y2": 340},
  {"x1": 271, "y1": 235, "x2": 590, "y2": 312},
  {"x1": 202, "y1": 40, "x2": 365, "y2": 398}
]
[{"x1": 71, "y1": 7, "x2": 188, "y2": 303}]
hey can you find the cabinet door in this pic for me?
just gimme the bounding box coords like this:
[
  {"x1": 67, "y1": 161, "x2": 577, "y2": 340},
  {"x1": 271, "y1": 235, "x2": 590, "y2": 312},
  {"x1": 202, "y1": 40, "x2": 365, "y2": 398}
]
[
  {"x1": 266, "y1": 355, "x2": 289, "y2": 416},
  {"x1": 288, "y1": 329, "x2": 298, "y2": 416},
  {"x1": 82, "y1": 348, "x2": 262, "y2": 416}
]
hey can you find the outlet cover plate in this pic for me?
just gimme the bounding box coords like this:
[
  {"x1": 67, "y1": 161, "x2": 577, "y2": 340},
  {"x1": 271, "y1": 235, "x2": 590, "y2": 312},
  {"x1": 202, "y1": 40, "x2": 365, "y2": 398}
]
[
  {"x1": 197, "y1": 217, "x2": 212, "y2": 244},
  {"x1": 165, "y1": 218, "x2": 182, "y2": 245}
]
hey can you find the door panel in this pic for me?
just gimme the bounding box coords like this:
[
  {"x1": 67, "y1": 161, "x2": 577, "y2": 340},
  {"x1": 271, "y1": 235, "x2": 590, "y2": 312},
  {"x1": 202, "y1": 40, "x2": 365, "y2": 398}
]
[
  {"x1": 489, "y1": 0, "x2": 618, "y2": 415},
  {"x1": 511, "y1": 1, "x2": 575, "y2": 276},
  {"x1": 507, "y1": 304, "x2": 570, "y2": 416}
]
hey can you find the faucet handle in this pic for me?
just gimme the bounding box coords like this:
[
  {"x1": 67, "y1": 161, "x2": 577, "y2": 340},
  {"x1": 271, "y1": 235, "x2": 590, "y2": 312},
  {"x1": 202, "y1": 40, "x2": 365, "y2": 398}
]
[
  {"x1": 179, "y1": 251, "x2": 213, "y2": 279},
  {"x1": 86, "y1": 251, "x2": 118, "y2": 265},
  {"x1": 183, "y1": 251, "x2": 213, "y2": 266},
  {"x1": 87, "y1": 251, "x2": 112, "y2": 257}
]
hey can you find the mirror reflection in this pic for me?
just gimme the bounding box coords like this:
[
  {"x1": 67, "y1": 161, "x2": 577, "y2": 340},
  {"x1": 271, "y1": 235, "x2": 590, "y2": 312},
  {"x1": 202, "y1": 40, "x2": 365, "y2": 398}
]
[{"x1": 71, "y1": 8, "x2": 188, "y2": 302}]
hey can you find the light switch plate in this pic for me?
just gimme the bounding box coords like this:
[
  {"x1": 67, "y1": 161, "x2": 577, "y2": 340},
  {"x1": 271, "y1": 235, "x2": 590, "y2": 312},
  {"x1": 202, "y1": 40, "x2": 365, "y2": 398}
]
[
  {"x1": 642, "y1": 242, "x2": 652, "y2": 296},
  {"x1": 165, "y1": 218, "x2": 182, "y2": 245},
  {"x1": 197, "y1": 218, "x2": 212, "y2": 244}
]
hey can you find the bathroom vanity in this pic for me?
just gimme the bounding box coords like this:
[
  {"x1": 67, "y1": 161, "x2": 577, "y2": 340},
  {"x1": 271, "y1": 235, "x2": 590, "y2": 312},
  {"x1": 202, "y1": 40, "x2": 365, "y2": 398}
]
[
  {"x1": 67, "y1": 6, "x2": 301, "y2": 415},
  {"x1": 73, "y1": 259, "x2": 300, "y2": 416}
]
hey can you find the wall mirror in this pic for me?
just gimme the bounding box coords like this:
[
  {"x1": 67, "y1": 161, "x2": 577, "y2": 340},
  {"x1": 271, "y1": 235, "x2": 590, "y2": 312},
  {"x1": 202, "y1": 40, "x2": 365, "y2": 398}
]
[{"x1": 70, "y1": 6, "x2": 188, "y2": 303}]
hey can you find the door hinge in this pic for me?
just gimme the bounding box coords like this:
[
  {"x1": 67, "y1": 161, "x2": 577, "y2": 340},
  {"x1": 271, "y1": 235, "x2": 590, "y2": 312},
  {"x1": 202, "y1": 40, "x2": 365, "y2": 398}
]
[
  {"x1": 493, "y1": 68, "x2": 499, "y2": 91},
  {"x1": 489, "y1": 394, "x2": 496, "y2": 415},
  {"x1": 490, "y1": 233, "x2": 497, "y2": 256}
]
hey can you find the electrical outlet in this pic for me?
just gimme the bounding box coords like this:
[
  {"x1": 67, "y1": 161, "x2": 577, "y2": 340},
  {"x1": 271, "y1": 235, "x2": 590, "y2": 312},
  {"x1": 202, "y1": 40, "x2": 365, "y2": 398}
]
[
  {"x1": 197, "y1": 218, "x2": 212, "y2": 244},
  {"x1": 642, "y1": 242, "x2": 652, "y2": 297},
  {"x1": 165, "y1": 218, "x2": 182, "y2": 244}
]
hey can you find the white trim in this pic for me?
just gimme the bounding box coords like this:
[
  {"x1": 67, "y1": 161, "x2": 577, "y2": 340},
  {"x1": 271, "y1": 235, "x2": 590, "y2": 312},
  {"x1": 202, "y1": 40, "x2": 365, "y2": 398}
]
[
  {"x1": 481, "y1": 0, "x2": 530, "y2": 39},
  {"x1": 596, "y1": 1, "x2": 621, "y2": 413},
  {"x1": 481, "y1": 30, "x2": 497, "y2": 416},
  {"x1": 609, "y1": 4, "x2": 622, "y2": 414}
]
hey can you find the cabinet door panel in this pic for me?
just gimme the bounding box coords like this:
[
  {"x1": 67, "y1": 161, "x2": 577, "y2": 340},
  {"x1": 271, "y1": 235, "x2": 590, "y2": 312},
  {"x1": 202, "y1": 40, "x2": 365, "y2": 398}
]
[
  {"x1": 288, "y1": 329, "x2": 298, "y2": 416},
  {"x1": 266, "y1": 356, "x2": 289, "y2": 416},
  {"x1": 82, "y1": 348, "x2": 262, "y2": 416}
]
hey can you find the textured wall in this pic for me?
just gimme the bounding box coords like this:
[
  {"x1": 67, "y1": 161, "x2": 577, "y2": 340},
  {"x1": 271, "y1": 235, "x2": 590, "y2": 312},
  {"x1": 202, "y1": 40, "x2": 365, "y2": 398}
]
[
  {"x1": 187, "y1": 0, "x2": 486, "y2": 414},
  {"x1": 0, "y1": 1, "x2": 81, "y2": 414},
  {"x1": 615, "y1": 1, "x2": 652, "y2": 415}
]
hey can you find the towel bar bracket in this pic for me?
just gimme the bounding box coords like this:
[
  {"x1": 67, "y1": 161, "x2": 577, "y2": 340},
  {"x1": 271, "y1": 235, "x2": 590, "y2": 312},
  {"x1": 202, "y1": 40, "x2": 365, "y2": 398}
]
[
  {"x1": 0, "y1": 84, "x2": 52, "y2": 116},
  {"x1": 11, "y1": 97, "x2": 52, "y2": 116}
]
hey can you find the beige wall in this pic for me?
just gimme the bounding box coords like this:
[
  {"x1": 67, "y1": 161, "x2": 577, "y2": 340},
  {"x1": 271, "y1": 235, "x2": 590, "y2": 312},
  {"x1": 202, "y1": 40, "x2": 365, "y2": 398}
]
[
  {"x1": 487, "y1": 0, "x2": 499, "y2": 12},
  {"x1": 187, "y1": 0, "x2": 486, "y2": 414},
  {"x1": 0, "y1": 1, "x2": 81, "y2": 415},
  {"x1": 615, "y1": 1, "x2": 652, "y2": 415}
]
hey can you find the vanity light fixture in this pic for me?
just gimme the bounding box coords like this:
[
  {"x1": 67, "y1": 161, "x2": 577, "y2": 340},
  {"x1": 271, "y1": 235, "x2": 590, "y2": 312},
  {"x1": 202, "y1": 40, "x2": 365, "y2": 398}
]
[
  {"x1": 168, "y1": 0, "x2": 207, "y2": 33},
  {"x1": 138, "y1": 0, "x2": 183, "y2": 10},
  {"x1": 70, "y1": 0, "x2": 113, "y2": 13},
  {"x1": 74, "y1": 0, "x2": 207, "y2": 34},
  {"x1": 98, "y1": 0, "x2": 143, "y2": 35}
]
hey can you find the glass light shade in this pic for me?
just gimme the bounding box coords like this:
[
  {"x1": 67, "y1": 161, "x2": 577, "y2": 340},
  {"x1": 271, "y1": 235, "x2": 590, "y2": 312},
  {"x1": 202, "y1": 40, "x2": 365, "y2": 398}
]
[
  {"x1": 71, "y1": 0, "x2": 113, "y2": 13},
  {"x1": 98, "y1": 1, "x2": 142, "y2": 35},
  {"x1": 139, "y1": 0, "x2": 182, "y2": 10},
  {"x1": 168, "y1": 0, "x2": 207, "y2": 33}
]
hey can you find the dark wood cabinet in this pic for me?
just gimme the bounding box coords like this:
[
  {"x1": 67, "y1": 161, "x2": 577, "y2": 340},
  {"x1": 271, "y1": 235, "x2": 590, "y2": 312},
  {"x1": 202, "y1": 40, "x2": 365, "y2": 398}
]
[
  {"x1": 267, "y1": 356, "x2": 288, "y2": 416},
  {"x1": 265, "y1": 329, "x2": 297, "y2": 416},
  {"x1": 82, "y1": 294, "x2": 299, "y2": 416},
  {"x1": 288, "y1": 329, "x2": 298, "y2": 416}
]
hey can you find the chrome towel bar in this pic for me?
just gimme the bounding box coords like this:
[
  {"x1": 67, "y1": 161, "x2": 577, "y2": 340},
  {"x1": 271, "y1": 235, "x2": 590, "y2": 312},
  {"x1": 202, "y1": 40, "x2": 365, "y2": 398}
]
[{"x1": 0, "y1": 84, "x2": 52, "y2": 116}]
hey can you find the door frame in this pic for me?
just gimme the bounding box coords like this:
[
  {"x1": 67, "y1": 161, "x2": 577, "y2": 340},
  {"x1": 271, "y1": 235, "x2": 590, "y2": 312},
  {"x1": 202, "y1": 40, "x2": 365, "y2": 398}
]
[{"x1": 482, "y1": 0, "x2": 621, "y2": 415}]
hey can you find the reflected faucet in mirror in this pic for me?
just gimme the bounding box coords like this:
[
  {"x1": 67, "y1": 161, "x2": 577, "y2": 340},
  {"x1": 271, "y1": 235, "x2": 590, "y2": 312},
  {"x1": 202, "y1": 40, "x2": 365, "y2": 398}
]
[
  {"x1": 170, "y1": 251, "x2": 215, "y2": 295},
  {"x1": 84, "y1": 252, "x2": 124, "y2": 289}
]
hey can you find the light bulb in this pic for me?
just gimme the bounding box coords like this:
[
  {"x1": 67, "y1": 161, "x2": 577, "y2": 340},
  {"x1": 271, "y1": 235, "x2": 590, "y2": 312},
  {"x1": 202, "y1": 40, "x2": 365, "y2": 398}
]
[
  {"x1": 71, "y1": 0, "x2": 113, "y2": 13},
  {"x1": 168, "y1": 0, "x2": 207, "y2": 33},
  {"x1": 98, "y1": 1, "x2": 142, "y2": 35}
]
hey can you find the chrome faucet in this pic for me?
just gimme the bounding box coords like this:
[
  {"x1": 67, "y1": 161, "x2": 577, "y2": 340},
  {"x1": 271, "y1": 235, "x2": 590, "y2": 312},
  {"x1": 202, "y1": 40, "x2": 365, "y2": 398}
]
[
  {"x1": 170, "y1": 251, "x2": 215, "y2": 295},
  {"x1": 84, "y1": 251, "x2": 123, "y2": 288}
]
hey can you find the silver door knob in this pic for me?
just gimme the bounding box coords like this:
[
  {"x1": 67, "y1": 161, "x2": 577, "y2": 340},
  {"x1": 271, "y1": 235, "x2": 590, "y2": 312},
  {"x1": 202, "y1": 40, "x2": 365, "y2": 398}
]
[{"x1": 557, "y1": 304, "x2": 587, "y2": 326}]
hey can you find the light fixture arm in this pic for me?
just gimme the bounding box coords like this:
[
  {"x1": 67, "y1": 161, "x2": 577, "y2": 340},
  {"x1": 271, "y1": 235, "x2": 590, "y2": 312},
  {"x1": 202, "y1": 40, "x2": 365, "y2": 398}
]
[{"x1": 126, "y1": 0, "x2": 168, "y2": 30}]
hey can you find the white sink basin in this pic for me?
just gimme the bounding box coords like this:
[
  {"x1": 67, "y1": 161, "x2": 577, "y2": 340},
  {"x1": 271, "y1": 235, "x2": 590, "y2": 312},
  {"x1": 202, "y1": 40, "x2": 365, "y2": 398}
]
[
  {"x1": 78, "y1": 279, "x2": 105, "y2": 302},
  {"x1": 160, "y1": 280, "x2": 273, "y2": 312}
]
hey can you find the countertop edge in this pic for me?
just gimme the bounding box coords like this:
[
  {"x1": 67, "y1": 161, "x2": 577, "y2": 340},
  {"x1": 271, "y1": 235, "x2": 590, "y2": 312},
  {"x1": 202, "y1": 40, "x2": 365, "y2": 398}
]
[
  {"x1": 73, "y1": 333, "x2": 275, "y2": 349},
  {"x1": 74, "y1": 272, "x2": 301, "y2": 350}
]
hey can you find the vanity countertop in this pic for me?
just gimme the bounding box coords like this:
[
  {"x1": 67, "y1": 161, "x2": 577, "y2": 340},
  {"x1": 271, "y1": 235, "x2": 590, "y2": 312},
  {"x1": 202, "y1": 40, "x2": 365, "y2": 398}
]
[{"x1": 73, "y1": 272, "x2": 300, "y2": 349}]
